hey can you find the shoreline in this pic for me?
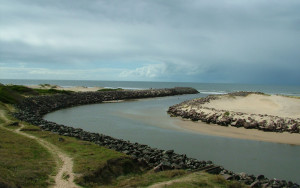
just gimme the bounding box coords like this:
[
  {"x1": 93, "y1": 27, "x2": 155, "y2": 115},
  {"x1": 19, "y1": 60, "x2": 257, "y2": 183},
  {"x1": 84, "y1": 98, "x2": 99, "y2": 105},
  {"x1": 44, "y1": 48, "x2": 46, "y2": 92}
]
[
  {"x1": 8, "y1": 86, "x2": 300, "y2": 186},
  {"x1": 168, "y1": 92, "x2": 300, "y2": 138},
  {"x1": 168, "y1": 92, "x2": 300, "y2": 145},
  {"x1": 174, "y1": 118, "x2": 300, "y2": 146}
]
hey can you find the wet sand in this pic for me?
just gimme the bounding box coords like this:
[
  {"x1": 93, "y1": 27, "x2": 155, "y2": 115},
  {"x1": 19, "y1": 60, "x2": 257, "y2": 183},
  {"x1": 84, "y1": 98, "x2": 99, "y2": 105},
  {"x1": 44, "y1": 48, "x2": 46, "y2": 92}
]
[{"x1": 175, "y1": 118, "x2": 300, "y2": 145}]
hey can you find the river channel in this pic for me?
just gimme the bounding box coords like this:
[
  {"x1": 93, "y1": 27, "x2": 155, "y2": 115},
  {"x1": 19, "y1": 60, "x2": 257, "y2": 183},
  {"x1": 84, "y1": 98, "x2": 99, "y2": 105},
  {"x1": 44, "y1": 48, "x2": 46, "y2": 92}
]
[{"x1": 44, "y1": 93, "x2": 300, "y2": 183}]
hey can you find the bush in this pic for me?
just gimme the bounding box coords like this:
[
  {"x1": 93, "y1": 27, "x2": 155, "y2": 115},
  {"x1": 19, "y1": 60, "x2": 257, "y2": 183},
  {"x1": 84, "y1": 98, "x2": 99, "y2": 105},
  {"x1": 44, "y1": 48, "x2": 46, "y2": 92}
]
[{"x1": 0, "y1": 85, "x2": 24, "y2": 104}]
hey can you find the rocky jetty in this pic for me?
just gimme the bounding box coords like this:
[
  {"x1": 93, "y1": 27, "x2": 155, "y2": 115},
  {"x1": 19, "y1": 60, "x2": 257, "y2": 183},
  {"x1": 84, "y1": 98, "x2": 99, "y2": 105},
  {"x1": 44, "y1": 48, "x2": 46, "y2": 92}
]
[
  {"x1": 168, "y1": 92, "x2": 300, "y2": 134},
  {"x1": 13, "y1": 89, "x2": 299, "y2": 187}
]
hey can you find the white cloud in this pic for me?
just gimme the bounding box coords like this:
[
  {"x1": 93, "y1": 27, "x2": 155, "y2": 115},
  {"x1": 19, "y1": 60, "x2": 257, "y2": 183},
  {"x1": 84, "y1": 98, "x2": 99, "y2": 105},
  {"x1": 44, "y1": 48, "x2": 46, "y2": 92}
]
[
  {"x1": 0, "y1": 0, "x2": 300, "y2": 84},
  {"x1": 120, "y1": 64, "x2": 167, "y2": 79},
  {"x1": 0, "y1": 65, "x2": 125, "y2": 80},
  {"x1": 118, "y1": 60, "x2": 209, "y2": 81}
]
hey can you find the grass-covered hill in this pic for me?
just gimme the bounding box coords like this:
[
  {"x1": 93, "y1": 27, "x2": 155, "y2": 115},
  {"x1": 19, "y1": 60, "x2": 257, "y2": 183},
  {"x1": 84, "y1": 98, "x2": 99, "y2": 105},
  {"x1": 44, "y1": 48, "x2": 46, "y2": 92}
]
[{"x1": 0, "y1": 84, "x2": 73, "y2": 104}]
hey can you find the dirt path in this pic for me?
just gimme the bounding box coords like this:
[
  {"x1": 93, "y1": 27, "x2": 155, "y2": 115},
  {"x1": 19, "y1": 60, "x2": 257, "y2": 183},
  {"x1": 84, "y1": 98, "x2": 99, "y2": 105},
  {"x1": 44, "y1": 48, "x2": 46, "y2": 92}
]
[{"x1": 0, "y1": 109, "x2": 79, "y2": 188}]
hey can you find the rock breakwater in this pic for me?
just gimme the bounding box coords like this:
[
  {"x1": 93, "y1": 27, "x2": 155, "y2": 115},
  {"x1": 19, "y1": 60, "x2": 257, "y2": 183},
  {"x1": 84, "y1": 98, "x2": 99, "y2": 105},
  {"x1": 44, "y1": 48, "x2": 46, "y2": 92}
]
[
  {"x1": 168, "y1": 92, "x2": 300, "y2": 134},
  {"x1": 13, "y1": 89, "x2": 299, "y2": 187}
]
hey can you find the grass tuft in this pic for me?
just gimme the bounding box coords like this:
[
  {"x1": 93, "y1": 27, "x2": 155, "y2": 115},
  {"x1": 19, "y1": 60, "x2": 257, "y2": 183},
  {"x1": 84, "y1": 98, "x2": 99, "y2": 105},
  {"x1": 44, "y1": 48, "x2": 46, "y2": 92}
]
[
  {"x1": 33, "y1": 88, "x2": 73, "y2": 95},
  {"x1": 158, "y1": 172, "x2": 247, "y2": 188},
  {"x1": 224, "y1": 111, "x2": 230, "y2": 116},
  {"x1": 115, "y1": 169, "x2": 188, "y2": 187},
  {"x1": 0, "y1": 85, "x2": 25, "y2": 104}
]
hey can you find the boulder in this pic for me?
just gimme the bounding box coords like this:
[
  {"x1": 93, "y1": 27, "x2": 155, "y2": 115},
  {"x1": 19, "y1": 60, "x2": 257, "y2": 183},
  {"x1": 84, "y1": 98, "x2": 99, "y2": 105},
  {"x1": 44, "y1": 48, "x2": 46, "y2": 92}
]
[
  {"x1": 250, "y1": 180, "x2": 261, "y2": 188},
  {"x1": 163, "y1": 150, "x2": 174, "y2": 155}
]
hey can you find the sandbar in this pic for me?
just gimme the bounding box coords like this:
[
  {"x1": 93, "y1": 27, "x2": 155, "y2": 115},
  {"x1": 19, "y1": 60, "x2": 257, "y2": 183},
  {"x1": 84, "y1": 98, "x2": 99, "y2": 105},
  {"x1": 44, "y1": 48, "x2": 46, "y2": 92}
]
[
  {"x1": 202, "y1": 94, "x2": 300, "y2": 119},
  {"x1": 175, "y1": 118, "x2": 300, "y2": 145},
  {"x1": 172, "y1": 93, "x2": 300, "y2": 145}
]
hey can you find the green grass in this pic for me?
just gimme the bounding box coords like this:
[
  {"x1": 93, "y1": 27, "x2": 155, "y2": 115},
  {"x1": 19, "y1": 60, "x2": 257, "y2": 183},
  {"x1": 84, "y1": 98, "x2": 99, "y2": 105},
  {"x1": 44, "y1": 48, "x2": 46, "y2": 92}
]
[
  {"x1": 4, "y1": 85, "x2": 39, "y2": 95},
  {"x1": 150, "y1": 172, "x2": 247, "y2": 188},
  {"x1": 0, "y1": 123, "x2": 55, "y2": 187},
  {"x1": 22, "y1": 124, "x2": 245, "y2": 188},
  {"x1": 39, "y1": 84, "x2": 57, "y2": 88},
  {"x1": 23, "y1": 125, "x2": 141, "y2": 187},
  {"x1": 278, "y1": 95, "x2": 300, "y2": 99},
  {"x1": 25, "y1": 127, "x2": 126, "y2": 172},
  {"x1": 113, "y1": 169, "x2": 188, "y2": 187},
  {"x1": 2, "y1": 84, "x2": 73, "y2": 95},
  {"x1": 0, "y1": 84, "x2": 74, "y2": 104},
  {"x1": 224, "y1": 111, "x2": 230, "y2": 116},
  {"x1": 33, "y1": 88, "x2": 73, "y2": 95},
  {"x1": 104, "y1": 170, "x2": 247, "y2": 188},
  {"x1": 39, "y1": 83, "x2": 51, "y2": 87},
  {"x1": 62, "y1": 172, "x2": 70, "y2": 180},
  {"x1": 0, "y1": 85, "x2": 25, "y2": 104},
  {"x1": 0, "y1": 104, "x2": 55, "y2": 187}
]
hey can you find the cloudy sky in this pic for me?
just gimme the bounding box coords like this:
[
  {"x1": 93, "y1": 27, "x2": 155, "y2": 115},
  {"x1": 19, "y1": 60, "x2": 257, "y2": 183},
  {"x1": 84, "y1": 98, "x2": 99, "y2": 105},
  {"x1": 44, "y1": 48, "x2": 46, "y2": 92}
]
[{"x1": 1, "y1": 0, "x2": 300, "y2": 84}]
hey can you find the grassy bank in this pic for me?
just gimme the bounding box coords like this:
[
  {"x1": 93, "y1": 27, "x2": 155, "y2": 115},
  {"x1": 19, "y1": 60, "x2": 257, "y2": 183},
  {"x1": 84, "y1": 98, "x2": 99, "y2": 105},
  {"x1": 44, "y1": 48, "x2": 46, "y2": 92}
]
[
  {"x1": 22, "y1": 123, "x2": 141, "y2": 187},
  {"x1": 0, "y1": 84, "x2": 73, "y2": 104},
  {"x1": 0, "y1": 104, "x2": 55, "y2": 187}
]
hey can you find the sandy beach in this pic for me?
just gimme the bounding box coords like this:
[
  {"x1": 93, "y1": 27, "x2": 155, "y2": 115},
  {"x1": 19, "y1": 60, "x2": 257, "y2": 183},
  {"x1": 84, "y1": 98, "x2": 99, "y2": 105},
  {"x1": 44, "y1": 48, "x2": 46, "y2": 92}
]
[
  {"x1": 175, "y1": 118, "x2": 300, "y2": 145},
  {"x1": 172, "y1": 93, "x2": 300, "y2": 145},
  {"x1": 27, "y1": 84, "x2": 104, "y2": 92}
]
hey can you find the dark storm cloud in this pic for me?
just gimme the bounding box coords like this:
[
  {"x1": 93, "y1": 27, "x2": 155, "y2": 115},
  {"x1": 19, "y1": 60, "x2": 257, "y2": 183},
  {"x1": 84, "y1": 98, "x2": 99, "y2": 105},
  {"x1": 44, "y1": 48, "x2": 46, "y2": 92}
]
[{"x1": 0, "y1": 0, "x2": 300, "y2": 84}]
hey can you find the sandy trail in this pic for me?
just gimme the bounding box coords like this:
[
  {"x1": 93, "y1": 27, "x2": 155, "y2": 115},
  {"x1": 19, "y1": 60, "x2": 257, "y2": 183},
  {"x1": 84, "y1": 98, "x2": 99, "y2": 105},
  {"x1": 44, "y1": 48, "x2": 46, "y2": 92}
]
[{"x1": 0, "y1": 109, "x2": 79, "y2": 188}]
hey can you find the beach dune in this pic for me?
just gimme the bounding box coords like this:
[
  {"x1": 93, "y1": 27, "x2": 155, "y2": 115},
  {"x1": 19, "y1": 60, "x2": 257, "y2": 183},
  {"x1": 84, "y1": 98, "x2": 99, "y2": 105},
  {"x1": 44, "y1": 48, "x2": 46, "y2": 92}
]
[{"x1": 27, "y1": 84, "x2": 104, "y2": 92}]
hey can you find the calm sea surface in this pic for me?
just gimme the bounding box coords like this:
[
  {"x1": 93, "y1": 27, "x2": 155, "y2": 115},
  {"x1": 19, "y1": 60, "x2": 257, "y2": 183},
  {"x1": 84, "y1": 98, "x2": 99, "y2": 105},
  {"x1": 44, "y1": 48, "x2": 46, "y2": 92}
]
[
  {"x1": 1, "y1": 79, "x2": 300, "y2": 96},
  {"x1": 2, "y1": 79, "x2": 300, "y2": 182}
]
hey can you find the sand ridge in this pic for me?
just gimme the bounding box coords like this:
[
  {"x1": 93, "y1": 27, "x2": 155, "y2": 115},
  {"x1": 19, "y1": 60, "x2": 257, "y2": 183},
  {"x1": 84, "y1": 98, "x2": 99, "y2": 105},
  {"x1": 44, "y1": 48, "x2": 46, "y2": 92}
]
[{"x1": 27, "y1": 84, "x2": 104, "y2": 92}]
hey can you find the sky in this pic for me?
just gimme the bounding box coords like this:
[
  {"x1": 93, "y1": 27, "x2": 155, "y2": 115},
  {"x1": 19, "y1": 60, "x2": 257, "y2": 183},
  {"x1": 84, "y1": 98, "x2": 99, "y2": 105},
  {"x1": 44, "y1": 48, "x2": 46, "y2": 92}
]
[{"x1": 0, "y1": 0, "x2": 300, "y2": 84}]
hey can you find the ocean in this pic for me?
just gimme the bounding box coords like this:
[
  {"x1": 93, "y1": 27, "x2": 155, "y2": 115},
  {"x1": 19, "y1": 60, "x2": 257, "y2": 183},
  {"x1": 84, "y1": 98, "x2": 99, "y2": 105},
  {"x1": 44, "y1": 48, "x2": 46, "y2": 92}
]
[{"x1": 1, "y1": 79, "x2": 300, "y2": 96}]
